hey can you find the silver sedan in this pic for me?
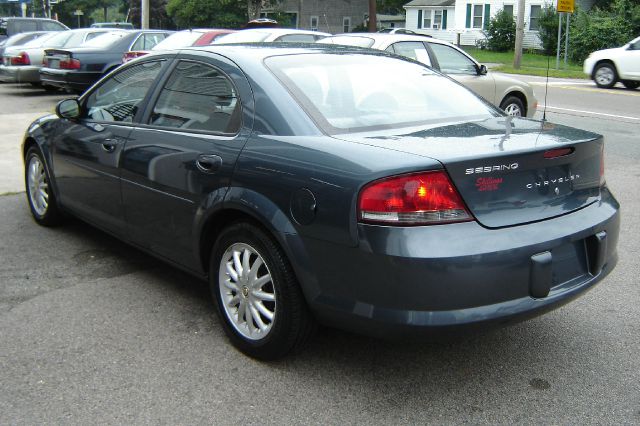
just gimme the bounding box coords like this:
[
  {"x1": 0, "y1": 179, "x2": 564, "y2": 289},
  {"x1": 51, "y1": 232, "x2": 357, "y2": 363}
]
[{"x1": 320, "y1": 33, "x2": 538, "y2": 117}]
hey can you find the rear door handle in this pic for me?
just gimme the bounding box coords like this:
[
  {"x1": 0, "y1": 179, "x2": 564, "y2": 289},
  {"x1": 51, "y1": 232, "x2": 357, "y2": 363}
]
[{"x1": 196, "y1": 154, "x2": 223, "y2": 173}]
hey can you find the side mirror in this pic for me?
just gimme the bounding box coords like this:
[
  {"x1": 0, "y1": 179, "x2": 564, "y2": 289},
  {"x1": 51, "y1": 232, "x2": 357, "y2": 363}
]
[
  {"x1": 478, "y1": 64, "x2": 488, "y2": 75},
  {"x1": 55, "y1": 99, "x2": 81, "y2": 120}
]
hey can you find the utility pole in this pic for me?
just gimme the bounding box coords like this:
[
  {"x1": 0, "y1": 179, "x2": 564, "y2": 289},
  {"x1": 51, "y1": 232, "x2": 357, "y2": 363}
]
[
  {"x1": 141, "y1": 0, "x2": 149, "y2": 29},
  {"x1": 367, "y1": 0, "x2": 377, "y2": 32},
  {"x1": 513, "y1": 0, "x2": 525, "y2": 69}
]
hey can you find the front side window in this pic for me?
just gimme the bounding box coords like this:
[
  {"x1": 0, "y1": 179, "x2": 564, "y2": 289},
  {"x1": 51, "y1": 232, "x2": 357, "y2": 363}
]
[
  {"x1": 149, "y1": 61, "x2": 241, "y2": 134},
  {"x1": 14, "y1": 20, "x2": 38, "y2": 33},
  {"x1": 429, "y1": 43, "x2": 477, "y2": 74},
  {"x1": 529, "y1": 5, "x2": 541, "y2": 30},
  {"x1": 266, "y1": 54, "x2": 495, "y2": 134},
  {"x1": 84, "y1": 60, "x2": 164, "y2": 122},
  {"x1": 42, "y1": 21, "x2": 66, "y2": 31}
]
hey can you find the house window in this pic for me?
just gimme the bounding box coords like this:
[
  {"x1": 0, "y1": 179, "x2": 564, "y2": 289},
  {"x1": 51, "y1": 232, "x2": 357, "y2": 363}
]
[
  {"x1": 423, "y1": 10, "x2": 432, "y2": 28},
  {"x1": 310, "y1": 16, "x2": 319, "y2": 31},
  {"x1": 473, "y1": 4, "x2": 483, "y2": 28},
  {"x1": 343, "y1": 16, "x2": 351, "y2": 33},
  {"x1": 503, "y1": 4, "x2": 514, "y2": 18},
  {"x1": 529, "y1": 5, "x2": 541, "y2": 30},
  {"x1": 434, "y1": 10, "x2": 442, "y2": 29}
]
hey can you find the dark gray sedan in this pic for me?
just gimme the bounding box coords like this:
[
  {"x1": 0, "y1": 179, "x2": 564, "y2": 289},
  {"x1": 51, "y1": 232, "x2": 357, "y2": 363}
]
[{"x1": 22, "y1": 45, "x2": 619, "y2": 359}]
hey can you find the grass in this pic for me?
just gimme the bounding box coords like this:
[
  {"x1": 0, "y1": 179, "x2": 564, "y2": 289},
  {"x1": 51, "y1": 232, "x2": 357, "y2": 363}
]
[{"x1": 462, "y1": 47, "x2": 587, "y2": 79}]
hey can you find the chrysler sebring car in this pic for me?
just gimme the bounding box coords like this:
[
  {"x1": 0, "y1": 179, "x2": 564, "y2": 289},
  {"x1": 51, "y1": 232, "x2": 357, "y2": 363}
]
[
  {"x1": 320, "y1": 33, "x2": 538, "y2": 117},
  {"x1": 23, "y1": 45, "x2": 619, "y2": 359}
]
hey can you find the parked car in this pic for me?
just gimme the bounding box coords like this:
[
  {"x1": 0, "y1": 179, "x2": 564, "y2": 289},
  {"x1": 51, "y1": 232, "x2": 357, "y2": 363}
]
[
  {"x1": 214, "y1": 28, "x2": 330, "y2": 43},
  {"x1": 378, "y1": 28, "x2": 419, "y2": 35},
  {"x1": 23, "y1": 44, "x2": 618, "y2": 359},
  {"x1": 0, "y1": 31, "x2": 49, "y2": 57},
  {"x1": 321, "y1": 33, "x2": 537, "y2": 117},
  {"x1": 0, "y1": 17, "x2": 68, "y2": 43},
  {"x1": 123, "y1": 28, "x2": 234, "y2": 62},
  {"x1": 90, "y1": 22, "x2": 134, "y2": 30},
  {"x1": 39, "y1": 29, "x2": 171, "y2": 93},
  {"x1": 583, "y1": 36, "x2": 640, "y2": 89},
  {"x1": 0, "y1": 28, "x2": 111, "y2": 87}
]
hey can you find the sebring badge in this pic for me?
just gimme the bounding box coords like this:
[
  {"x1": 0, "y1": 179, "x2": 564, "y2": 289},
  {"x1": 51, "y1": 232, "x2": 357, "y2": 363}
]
[{"x1": 465, "y1": 163, "x2": 519, "y2": 175}]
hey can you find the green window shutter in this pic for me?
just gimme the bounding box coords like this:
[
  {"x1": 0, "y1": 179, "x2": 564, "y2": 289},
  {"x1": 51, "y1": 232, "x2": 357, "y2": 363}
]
[
  {"x1": 484, "y1": 4, "x2": 490, "y2": 29},
  {"x1": 417, "y1": 10, "x2": 423, "y2": 29},
  {"x1": 442, "y1": 10, "x2": 447, "y2": 29},
  {"x1": 465, "y1": 4, "x2": 472, "y2": 28}
]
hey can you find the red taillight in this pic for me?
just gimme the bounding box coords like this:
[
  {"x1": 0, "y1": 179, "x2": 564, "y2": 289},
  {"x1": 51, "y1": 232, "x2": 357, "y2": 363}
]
[
  {"x1": 10, "y1": 52, "x2": 30, "y2": 66},
  {"x1": 59, "y1": 58, "x2": 80, "y2": 70},
  {"x1": 358, "y1": 171, "x2": 473, "y2": 225},
  {"x1": 543, "y1": 147, "x2": 574, "y2": 159},
  {"x1": 122, "y1": 51, "x2": 148, "y2": 63}
]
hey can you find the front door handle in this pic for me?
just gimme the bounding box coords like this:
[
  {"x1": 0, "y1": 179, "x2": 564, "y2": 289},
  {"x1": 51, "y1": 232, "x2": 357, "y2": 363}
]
[
  {"x1": 101, "y1": 138, "x2": 120, "y2": 153},
  {"x1": 196, "y1": 154, "x2": 223, "y2": 173}
]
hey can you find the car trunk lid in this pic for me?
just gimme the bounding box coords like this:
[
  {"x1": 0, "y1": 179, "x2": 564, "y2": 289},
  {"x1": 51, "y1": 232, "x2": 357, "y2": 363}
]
[{"x1": 335, "y1": 117, "x2": 603, "y2": 228}]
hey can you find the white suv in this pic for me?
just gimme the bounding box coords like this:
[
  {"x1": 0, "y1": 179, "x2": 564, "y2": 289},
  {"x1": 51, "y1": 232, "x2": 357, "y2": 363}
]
[{"x1": 584, "y1": 36, "x2": 640, "y2": 89}]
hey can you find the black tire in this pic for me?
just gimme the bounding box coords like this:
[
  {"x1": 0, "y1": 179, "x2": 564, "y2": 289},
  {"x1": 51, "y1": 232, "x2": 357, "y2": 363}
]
[
  {"x1": 24, "y1": 147, "x2": 63, "y2": 227},
  {"x1": 593, "y1": 63, "x2": 617, "y2": 88},
  {"x1": 622, "y1": 80, "x2": 640, "y2": 90},
  {"x1": 499, "y1": 95, "x2": 525, "y2": 117},
  {"x1": 210, "y1": 222, "x2": 315, "y2": 360},
  {"x1": 43, "y1": 84, "x2": 59, "y2": 92}
]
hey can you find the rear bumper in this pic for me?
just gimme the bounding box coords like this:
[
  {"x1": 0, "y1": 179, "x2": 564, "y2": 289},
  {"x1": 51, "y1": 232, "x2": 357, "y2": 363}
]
[
  {"x1": 0, "y1": 65, "x2": 41, "y2": 83},
  {"x1": 39, "y1": 67, "x2": 101, "y2": 92},
  {"x1": 303, "y1": 187, "x2": 620, "y2": 338}
]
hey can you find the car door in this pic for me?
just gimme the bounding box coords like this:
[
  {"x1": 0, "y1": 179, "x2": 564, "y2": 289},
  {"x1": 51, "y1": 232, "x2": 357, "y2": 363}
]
[
  {"x1": 617, "y1": 38, "x2": 640, "y2": 79},
  {"x1": 385, "y1": 41, "x2": 433, "y2": 66},
  {"x1": 426, "y1": 42, "x2": 496, "y2": 103},
  {"x1": 50, "y1": 59, "x2": 166, "y2": 237},
  {"x1": 120, "y1": 52, "x2": 253, "y2": 271}
]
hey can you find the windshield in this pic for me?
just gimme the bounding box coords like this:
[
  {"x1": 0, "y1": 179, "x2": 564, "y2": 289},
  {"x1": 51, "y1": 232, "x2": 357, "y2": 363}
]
[
  {"x1": 321, "y1": 36, "x2": 375, "y2": 48},
  {"x1": 152, "y1": 31, "x2": 202, "y2": 50},
  {"x1": 266, "y1": 54, "x2": 497, "y2": 134},
  {"x1": 215, "y1": 31, "x2": 270, "y2": 43},
  {"x1": 82, "y1": 31, "x2": 127, "y2": 48}
]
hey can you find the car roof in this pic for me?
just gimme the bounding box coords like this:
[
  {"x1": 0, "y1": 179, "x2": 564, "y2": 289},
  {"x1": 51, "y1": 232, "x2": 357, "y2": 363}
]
[
  {"x1": 235, "y1": 28, "x2": 331, "y2": 36},
  {"x1": 327, "y1": 32, "x2": 448, "y2": 46}
]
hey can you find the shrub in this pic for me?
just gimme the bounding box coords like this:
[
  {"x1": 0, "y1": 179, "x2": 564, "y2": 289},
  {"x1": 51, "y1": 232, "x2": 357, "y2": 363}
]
[
  {"x1": 538, "y1": 6, "x2": 559, "y2": 56},
  {"x1": 483, "y1": 9, "x2": 516, "y2": 52},
  {"x1": 568, "y1": 7, "x2": 633, "y2": 63}
]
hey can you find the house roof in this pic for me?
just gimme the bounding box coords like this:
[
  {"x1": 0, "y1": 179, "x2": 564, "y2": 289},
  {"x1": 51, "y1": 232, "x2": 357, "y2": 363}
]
[{"x1": 404, "y1": 0, "x2": 455, "y2": 7}]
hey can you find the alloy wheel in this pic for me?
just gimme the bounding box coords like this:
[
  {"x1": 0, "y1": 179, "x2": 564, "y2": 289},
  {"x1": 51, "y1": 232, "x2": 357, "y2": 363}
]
[
  {"x1": 27, "y1": 155, "x2": 49, "y2": 217},
  {"x1": 218, "y1": 242, "x2": 276, "y2": 340}
]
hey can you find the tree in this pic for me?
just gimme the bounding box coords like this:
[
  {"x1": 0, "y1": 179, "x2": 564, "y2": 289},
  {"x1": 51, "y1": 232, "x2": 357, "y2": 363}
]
[
  {"x1": 537, "y1": 5, "x2": 558, "y2": 56},
  {"x1": 483, "y1": 9, "x2": 516, "y2": 52},
  {"x1": 129, "y1": 0, "x2": 174, "y2": 29},
  {"x1": 166, "y1": 0, "x2": 247, "y2": 29}
]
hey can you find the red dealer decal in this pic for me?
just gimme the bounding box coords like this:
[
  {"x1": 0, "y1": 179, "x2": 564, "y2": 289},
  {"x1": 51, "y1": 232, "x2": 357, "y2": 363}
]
[{"x1": 475, "y1": 177, "x2": 503, "y2": 192}]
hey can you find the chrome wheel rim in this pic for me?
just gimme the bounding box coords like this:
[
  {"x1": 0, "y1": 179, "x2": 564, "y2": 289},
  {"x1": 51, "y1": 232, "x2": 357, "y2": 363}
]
[
  {"x1": 595, "y1": 67, "x2": 614, "y2": 86},
  {"x1": 504, "y1": 103, "x2": 522, "y2": 116},
  {"x1": 219, "y1": 242, "x2": 276, "y2": 340},
  {"x1": 27, "y1": 155, "x2": 49, "y2": 217}
]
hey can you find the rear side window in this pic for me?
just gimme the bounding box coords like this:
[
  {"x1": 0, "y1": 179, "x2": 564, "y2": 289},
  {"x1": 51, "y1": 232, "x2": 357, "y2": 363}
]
[
  {"x1": 131, "y1": 33, "x2": 167, "y2": 50},
  {"x1": 389, "y1": 41, "x2": 431, "y2": 65},
  {"x1": 12, "y1": 20, "x2": 38, "y2": 33},
  {"x1": 275, "y1": 34, "x2": 317, "y2": 43},
  {"x1": 149, "y1": 60, "x2": 241, "y2": 134}
]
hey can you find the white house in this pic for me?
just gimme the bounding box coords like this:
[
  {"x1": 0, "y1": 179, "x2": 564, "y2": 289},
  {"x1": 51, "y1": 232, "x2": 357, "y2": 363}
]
[{"x1": 403, "y1": 0, "x2": 594, "y2": 49}]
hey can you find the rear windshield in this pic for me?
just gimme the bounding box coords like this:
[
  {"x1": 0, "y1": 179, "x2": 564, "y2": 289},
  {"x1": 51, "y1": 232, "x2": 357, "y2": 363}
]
[
  {"x1": 265, "y1": 54, "x2": 497, "y2": 134},
  {"x1": 22, "y1": 32, "x2": 59, "y2": 47},
  {"x1": 215, "y1": 31, "x2": 270, "y2": 43},
  {"x1": 152, "y1": 31, "x2": 202, "y2": 50},
  {"x1": 321, "y1": 36, "x2": 375, "y2": 48},
  {"x1": 82, "y1": 31, "x2": 128, "y2": 48},
  {"x1": 38, "y1": 30, "x2": 74, "y2": 48}
]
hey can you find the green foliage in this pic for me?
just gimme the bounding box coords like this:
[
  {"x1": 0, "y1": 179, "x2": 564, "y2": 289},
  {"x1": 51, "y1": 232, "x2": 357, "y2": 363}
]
[
  {"x1": 483, "y1": 9, "x2": 516, "y2": 52},
  {"x1": 128, "y1": 0, "x2": 174, "y2": 29},
  {"x1": 568, "y1": 4, "x2": 633, "y2": 63},
  {"x1": 376, "y1": 0, "x2": 408, "y2": 15},
  {"x1": 166, "y1": 0, "x2": 247, "y2": 29},
  {"x1": 537, "y1": 6, "x2": 558, "y2": 56}
]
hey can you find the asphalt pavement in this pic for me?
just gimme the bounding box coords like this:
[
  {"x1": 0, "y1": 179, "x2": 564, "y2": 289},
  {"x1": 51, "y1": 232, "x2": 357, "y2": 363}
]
[{"x1": 1, "y1": 79, "x2": 639, "y2": 424}]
